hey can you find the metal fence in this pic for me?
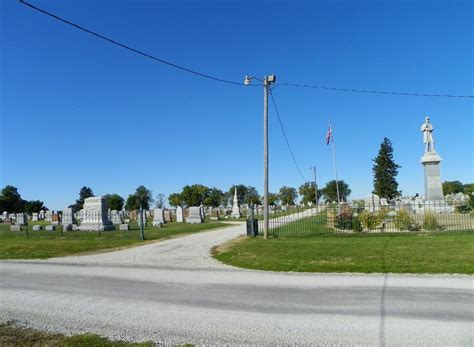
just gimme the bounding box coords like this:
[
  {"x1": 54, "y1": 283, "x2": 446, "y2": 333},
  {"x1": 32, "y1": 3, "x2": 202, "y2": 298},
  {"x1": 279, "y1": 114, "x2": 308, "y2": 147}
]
[{"x1": 254, "y1": 202, "x2": 474, "y2": 237}]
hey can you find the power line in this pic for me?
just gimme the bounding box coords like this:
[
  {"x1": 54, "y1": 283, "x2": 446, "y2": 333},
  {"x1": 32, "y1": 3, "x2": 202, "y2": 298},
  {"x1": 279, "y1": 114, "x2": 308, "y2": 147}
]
[
  {"x1": 269, "y1": 90, "x2": 308, "y2": 182},
  {"x1": 278, "y1": 82, "x2": 474, "y2": 99},
  {"x1": 19, "y1": 0, "x2": 474, "y2": 99},
  {"x1": 18, "y1": 0, "x2": 249, "y2": 87}
]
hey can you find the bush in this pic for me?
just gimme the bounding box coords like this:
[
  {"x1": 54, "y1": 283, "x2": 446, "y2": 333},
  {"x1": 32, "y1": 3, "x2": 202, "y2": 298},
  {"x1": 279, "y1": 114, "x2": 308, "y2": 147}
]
[
  {"x1": 359, "y1": 210, "x2": 386, "y2": 230},
  {"x1": 455, "y1": 205, "x2": 472, "y2": 214},
  {"x1": 422, "y1": 211, "x2": 442, "y2": 231},
  {"x1": 394, "y1": 209, "x2": 420, "y2": 231},
  {"x1": 336, "y1": 210, "x2": 353, "y2": 230},
  {"x1": 352, "y1": 216, "x2": 363, "y2": 232}
]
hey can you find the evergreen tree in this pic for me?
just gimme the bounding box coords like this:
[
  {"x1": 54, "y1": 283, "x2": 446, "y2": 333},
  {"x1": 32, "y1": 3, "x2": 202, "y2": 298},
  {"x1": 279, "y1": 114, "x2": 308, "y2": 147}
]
[{"x1": 372, "y1": 138, "x2": 401, "y2": 199}]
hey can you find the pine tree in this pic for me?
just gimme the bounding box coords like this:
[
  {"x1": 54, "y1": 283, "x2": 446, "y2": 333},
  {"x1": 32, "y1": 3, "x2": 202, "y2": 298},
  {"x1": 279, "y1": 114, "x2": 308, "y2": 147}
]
[{"x1": 372, "y1": 138, "x2": 401, "y2": 199}]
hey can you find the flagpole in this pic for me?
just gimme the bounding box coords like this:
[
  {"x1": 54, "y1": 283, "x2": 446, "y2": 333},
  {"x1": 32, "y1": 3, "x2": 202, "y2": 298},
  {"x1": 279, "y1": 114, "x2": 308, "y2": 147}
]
[{"x1": 329, "y1": 120, "x2": 341, "y2": 213}]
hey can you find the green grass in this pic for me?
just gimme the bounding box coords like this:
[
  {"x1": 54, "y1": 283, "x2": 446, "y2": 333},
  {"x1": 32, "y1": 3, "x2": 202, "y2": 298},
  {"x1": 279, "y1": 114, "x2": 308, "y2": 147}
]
[
  {"x1": 0, "y1": 321, "x2": 154, "y2": 347},
  {"x1": 214, "y1": 231, "x2": 474, "y2": 274},
  {"x1": 0, "y1": 222, "x2": 229, "y2": 259}
]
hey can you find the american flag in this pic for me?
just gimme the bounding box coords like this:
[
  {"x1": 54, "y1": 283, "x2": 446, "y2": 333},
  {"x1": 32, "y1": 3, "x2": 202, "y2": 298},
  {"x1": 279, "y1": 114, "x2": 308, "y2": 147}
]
[{"x1": 325, "y1": 123, "x2": 333, "y2": 145}]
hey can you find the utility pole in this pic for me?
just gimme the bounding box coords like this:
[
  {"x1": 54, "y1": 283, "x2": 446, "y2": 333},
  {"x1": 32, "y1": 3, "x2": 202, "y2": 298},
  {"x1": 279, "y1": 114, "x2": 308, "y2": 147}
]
[
  {"x1": 310, "y1": 166, "x2": 318, "y2": 213},
  {"x1": 244, "y1": 74, "x2": 276, "y2": 240}
]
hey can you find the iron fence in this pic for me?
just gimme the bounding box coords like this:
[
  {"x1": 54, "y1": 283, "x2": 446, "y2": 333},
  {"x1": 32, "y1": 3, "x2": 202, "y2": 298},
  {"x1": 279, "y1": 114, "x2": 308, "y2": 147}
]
[{"x1": 254, "y1": 202, "x2": 474, "y2": 237}]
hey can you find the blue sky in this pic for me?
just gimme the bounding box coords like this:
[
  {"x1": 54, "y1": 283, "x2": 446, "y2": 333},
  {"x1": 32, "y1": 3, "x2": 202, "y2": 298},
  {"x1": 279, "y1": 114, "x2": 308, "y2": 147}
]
[{"x1": 1, "y1": 0, "x2": 472, "y2": 210}]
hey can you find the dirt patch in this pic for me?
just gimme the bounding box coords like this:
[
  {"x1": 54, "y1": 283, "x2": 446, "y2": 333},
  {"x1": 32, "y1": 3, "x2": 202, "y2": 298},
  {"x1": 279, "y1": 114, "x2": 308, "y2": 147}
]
[{"x1": 211, "y1": 235, "x2": 247, "y2": 256}]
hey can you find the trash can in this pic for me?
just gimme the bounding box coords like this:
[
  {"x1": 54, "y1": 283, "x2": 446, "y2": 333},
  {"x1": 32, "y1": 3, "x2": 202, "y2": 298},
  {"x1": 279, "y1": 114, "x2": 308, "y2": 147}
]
[{"x1": 246, "y1": 219, "x2": 258, "y2": 237}]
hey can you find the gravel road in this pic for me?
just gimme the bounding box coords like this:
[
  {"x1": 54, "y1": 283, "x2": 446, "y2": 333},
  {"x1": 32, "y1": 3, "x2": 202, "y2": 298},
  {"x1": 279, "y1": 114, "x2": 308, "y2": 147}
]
[{"x1": 0, "y1": 222, "x2": 472, "y2": 345}]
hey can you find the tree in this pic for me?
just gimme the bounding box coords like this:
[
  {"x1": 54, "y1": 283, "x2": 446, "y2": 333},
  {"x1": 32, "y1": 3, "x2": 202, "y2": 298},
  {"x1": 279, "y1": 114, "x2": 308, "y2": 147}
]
[
  {"x1": 245, "y1": 186, "x2": 261, "y2": 205},
  {"x1": 125, "y1": 194, "x2": 139, "y2": 211},
  {"x1": 267, "y1": 193, "x2": 279, "y2": 206},
  {"x1": 155, "y1": 193, "x2": 166, "y2": 209},
  {"x1": 228, "y1": 185, "x2": 261, "y2": 205},
  {"x1": 125, "y1": 186, "x2": 153, "y2": 210},
  {"x1": 180, "y1": 184, "x2": 210, "y2": 207},
  {"x1": 298, "y1": 182, "x2": 322, "y2": 205},
  {"x1": 104, "y1": 194, "x2": 124, "y2": 211},
  {"x1": 321, "y1": 180, "x2": 351, "y2": 202},
  {"x1": 278, "y1": 186, "x2": 298, "y2": 206},
  {"x1": 168, "y1": 193, "x2": 183, "y2": 207},
  {"x1": 0, "y1": 185, "x2": 25, "y2": 213},
  {"x1": 203, "y1": 187, "x2": 224, "y2": 207},
  {"x1": 442, "y1": 181, "x2": 464, "y2": 195},
  {"x1": 71, "y1": 186, "x2": 94, "y2": 211},
  {"x1": 372, "y1": 138, "x2": 401, "y2": 199},
  {"x1": 24, "y1": 200, "x2": 47, "y2": 214}
]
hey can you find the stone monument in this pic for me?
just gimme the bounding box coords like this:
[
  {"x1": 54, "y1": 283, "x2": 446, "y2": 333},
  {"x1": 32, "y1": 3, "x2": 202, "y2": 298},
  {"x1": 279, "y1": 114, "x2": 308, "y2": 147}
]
[
  {"x1": 176, "y1": 206, "x2": 184, "y2": 223},
  {"x1": 420, "y1": 116, "x2": 443, "y2": 201},
  {"x1": 153, "y1": 208, "x2": 165, "y2": 226},
  {"x1": 62, "y1": 207, "x2": 75, "y2": 226},
  {"x1": 78, "y1": 196, "x2": 114, "y2": 231},
  {"x1": 231, "y1": 187, "x2": 241, "y2": 218},
  {"x1": 186, "y1": 206, "x2": 203, "y2": 224}
]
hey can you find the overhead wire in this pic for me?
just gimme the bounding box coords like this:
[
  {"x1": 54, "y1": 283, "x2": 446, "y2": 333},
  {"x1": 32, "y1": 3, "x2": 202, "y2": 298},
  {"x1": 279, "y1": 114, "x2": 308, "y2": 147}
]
[
  {"x1": 278, "y1": 82, "x2": 474, "y2": 99},
  {"x1": 19, "y1": 0, "x2": 474, "y2": 98},
  {"x1": 18, "y1": 0, "x2": 251, "y2": 87},
  {"x1": 269, "y1": 89, "x2": 308, "y2": 182}
]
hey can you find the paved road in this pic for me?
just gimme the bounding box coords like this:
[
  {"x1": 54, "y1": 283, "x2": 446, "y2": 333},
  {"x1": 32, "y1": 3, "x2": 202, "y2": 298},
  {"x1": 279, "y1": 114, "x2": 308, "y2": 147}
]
[{"x1": 1, "y1": 223, "x2": 472, "y2": 345}]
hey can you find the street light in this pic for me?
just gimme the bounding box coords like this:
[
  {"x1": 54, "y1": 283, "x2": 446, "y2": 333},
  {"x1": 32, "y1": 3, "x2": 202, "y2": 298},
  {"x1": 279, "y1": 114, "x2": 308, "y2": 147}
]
[{"x1": 244, "y1": 74, "x2": 277, "y2": 240}]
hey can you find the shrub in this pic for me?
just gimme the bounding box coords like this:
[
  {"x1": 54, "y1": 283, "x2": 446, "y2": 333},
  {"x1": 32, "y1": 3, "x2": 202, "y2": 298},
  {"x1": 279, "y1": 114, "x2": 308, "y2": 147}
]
[
  {"x1": 336, "y1": 210, "x2": 353, "y2": 230},
  {"x1": 352, "y1": 216, "x2": 363, "y2": 232},
  {"x1": 359, "y1": 209, "x2": 386, "y2": 230},
  {"x1": 393, "y1": 209, "x2": 419, "y2": 231},
  {"x1": 422, "y1": 210, "x2": 441, "y2": 231}
]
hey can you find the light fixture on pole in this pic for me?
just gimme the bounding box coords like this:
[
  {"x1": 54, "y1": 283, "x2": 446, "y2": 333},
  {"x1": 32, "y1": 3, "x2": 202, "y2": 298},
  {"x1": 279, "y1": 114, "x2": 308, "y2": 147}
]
[{"x1": 244, "y1": 74, "x2": 277, "y2": 240}]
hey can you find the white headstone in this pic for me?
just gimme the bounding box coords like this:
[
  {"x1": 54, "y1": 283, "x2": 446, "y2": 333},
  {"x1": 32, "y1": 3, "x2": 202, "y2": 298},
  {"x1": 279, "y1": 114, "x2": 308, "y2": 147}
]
[
  {"x1": 364, "y1": 194, "x2": 380, "y2": 212},
  {"x1": 78, "y1": 196, "x2": 114, "y2": 231},
  {"x1": 15, "y1": 213, "x2": 27, "y2": 226},
  {"x1": 231, "y1": 187, "x2": 241, "y2": 218},
  {"x1": 62, "y1": 207, "x2": 74, "y2": 225},
  {"x1": 176, "y1": 206, "x2": 183, "y2": 223},
  {"x1": 110, "y1": 210, "x2": 122, "y2": 225}
]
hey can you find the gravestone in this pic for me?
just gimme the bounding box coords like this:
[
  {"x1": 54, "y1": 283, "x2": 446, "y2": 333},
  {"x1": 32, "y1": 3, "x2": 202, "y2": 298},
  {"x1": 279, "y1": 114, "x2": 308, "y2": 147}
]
[
  {"x1": 33, "y1": 225, "x2": 42, "y2": 231},
  {"x1": 176, "y1": 206, "x2": 184, "y2": 223},
  {"x1": 119, "y1": 223, "x2": 129, "y2": 231},
  {"x1": 10, "y1": 225, "x2": 21, "y2": 231},
  {"x1": 45, "y1": 225, "x2": 56, "y2": 231},
  {"x1": 364, "y1": 194, "x2": 380, "y2": 212},
  {"x1": 231, "y1": 187, "x2": 241, "y2": 218},
  {"x1": 186, "y1": 206, "x2": 203, "y2": 224},
  {"x1": 32, "y1": 213, "x2": 39, "y2": 222},
  {"x1": 78, "y1": 196, "x2": 114, "y2": 231},
  {"x1": 45, "y1": 211, "x2": 52, "y2": 222},
  {"x1": 2, "y1": 211, "x2": 7, "y2": 219},
  {"x1": 110, "y1": 210, "x2": 122, "y2": 225},
  {"x1": 164, "y1": 210, "x2": 172, "y2": 223},
  {"x1": 15, "y1": 213, "x2": 27, "y2": 226},
  {"x1": 210, "y1": 209, "x2": 220, "y2": 220},
  {"x1": 183, "y1": 208, "x2": 189, "y2": 218},
  {"x1": 39, "y1": 210, "x2": 45, "y2": 220},
  {"x1": 153, "y1": 208, "x2": 165, "y2": 226},
  {"x1": 62, "y1": 207, "x2": 74, "y2": 226},
  {"x1": 51, "y1": 213, "x2": 60, "y2": 225}
]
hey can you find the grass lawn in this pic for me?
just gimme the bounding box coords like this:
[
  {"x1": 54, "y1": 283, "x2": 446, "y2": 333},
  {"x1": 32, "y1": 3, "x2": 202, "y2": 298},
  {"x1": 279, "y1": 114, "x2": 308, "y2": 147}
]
[
  {"x1": 0, "y1": 321, "x2": 154, "y2": 347},
  {"x1": 213, "y1": 231, "x2": 474, "y2": 274},
  {"x1": 0, "y1": 221, "x2": 230, "y2": 260}
]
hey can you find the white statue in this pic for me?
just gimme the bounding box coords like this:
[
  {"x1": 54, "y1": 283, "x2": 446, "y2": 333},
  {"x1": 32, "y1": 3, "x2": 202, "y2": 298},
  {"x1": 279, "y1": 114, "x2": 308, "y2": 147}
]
[{"x1": 420, "y1": 116, "x2": 435, "y2": 153}]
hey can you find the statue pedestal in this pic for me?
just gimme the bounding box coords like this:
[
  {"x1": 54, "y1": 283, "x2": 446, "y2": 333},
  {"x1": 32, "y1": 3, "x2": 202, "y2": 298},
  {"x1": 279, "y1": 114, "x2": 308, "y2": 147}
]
[{"x1": 420, "y1": 151, "x2": 443, "y2": 201}]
